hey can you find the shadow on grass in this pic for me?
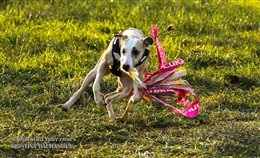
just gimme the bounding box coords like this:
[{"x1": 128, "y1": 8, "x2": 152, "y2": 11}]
[
  {"x1": 190, "y1": 57, "x2": 233, "y2": 70},
  {"x1": 221, "y1": 102, "x2": 258, "y2": 114},
  {"x1": 215, "y1": 124, "x2": 259, "y2": 157},
  {"x1": 217, "y1": 143, "x2": 259, "y2": 157},
  {"x1": 186, "y1": 74, "x2": 223, "y2": 94},
  {"x1": 224, "y1": 75, "x2": 260, "y2": 90},
  {"x1": 219, "y1": 143, "x2": 260, "y2": 157},
  {"x1": 0, "y1": 148, "x2": 68, "y2": 158}
]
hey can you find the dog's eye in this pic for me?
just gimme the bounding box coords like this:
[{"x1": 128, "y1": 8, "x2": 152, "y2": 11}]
[
  {"x1": 122, "y1": 49, "x2": 126, "y2": 54},
  {"x1": 132, "y1": 47, "x2": 139, "y2": 56},
  {"x1": 133, "y1": 50, "x2": 139, "y2": 56}
]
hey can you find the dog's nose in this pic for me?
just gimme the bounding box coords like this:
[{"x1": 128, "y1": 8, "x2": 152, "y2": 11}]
[{"x1": 122, "y1": 64, "x2": 130, "y2": 71}]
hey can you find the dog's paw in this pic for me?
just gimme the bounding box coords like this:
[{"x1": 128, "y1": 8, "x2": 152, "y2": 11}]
[
  {"x1": 58, "y1": 104, "x2": 68, "y2": 112},
  {"x1": 96, "y1": 99, "x2": 106, "y2": 107},
  {"x1": 94, "y1": 94, "x2": 106, "y2": 106},
  {"x1": 104, "y1": 97, "x2": 111, "y2": 105},
  {"x1": 116, "y1": 117, "x2": 127, "y2": 123}
]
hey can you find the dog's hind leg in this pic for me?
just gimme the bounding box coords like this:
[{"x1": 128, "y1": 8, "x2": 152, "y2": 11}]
[
  {"x1": 93, "y1": 60, "x2": 110, "y2": 106},
  {"x1": 59, "y1": 67, "x2": 97, "y2": 111}
]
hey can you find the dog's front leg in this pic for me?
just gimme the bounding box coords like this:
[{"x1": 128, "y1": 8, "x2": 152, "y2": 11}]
[
  {"x1": 105, "y1": 93, "x2": 120, "y2": 121},
  {"x1": 117, "y1": 81, "x2": 140, "y2": 122},
  {"x1": 93, "y1": 60, "x2": 109, "y2": 106},
  {"x1": 105, "y1": 88, "x2": 132, "y2": 121},
  {"x1": 117, "y1": 97, "x2": 134, "y2": 122},
  {"x1": 118, "y1": 66, "x2": 146, "y2": 120},
  {"x1": 105, "y1": 77, "x2": 132, "y2": 121}
]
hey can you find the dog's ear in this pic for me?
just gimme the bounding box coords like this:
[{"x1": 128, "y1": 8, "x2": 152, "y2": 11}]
[
  {"x1": 142, "y1": 36, "x2": 153, "y2": 47},
  {"x1": 114, "y1": 34, "x2": 128, "y2": 40}
]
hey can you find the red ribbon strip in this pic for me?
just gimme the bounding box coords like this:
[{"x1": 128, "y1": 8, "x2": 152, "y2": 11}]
[{"x1": 138, "y1": 25, "x2": 201, "y2": 118}]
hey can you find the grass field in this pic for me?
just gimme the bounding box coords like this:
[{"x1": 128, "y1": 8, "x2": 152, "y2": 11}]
[{"x1": 0, "y1": 0, "x2": 259, "y2": 157}]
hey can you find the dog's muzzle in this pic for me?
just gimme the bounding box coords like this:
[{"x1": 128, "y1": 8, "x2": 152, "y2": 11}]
[{"x1": 122, "y1": 64, "x2": 130, "y2": 71}]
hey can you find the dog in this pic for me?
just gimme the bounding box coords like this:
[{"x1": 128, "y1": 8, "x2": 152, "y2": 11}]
[{"x1": 59, "y1": 28, "x2": 153, "y2": 121}]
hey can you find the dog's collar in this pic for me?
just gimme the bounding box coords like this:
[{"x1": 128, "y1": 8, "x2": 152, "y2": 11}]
[{"x1": 110, "y1": 37, "x2": 149, "y2": 77}]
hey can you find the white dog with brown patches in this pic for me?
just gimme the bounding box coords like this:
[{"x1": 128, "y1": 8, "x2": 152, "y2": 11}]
[{"x1": 59, "y1": 28, "x2": 153, "y2": 121}]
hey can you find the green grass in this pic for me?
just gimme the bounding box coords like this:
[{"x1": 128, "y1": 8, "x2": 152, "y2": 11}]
[{"x1": 0, "y1": 0, "x2": 259, "y2": 157}]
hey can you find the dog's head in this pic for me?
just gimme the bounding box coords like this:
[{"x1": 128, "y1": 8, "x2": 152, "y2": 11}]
[{"x1": 115, "y1": 35, "x2": 153, "y2": 72}]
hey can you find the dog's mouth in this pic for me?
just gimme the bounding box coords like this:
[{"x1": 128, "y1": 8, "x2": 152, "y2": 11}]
[
  {"x1": 122, "y1": 67, "x2": 143, "y2": 85},
  {"x1": 120, "y1": 67, "x2": 128, "y2": 74}
]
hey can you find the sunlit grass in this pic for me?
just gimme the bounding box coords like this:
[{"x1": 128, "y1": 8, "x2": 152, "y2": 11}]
[{"x1": 0, "y1": 0, "x2": 259, "y2": 157}]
